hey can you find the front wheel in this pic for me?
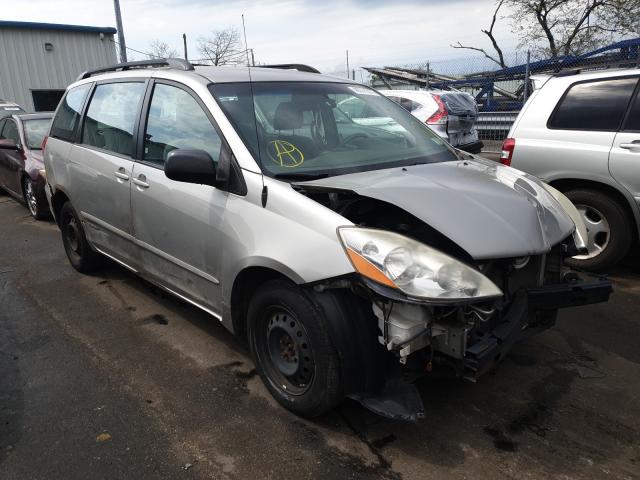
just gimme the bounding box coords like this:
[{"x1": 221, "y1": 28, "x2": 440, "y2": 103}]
[
  {"x1": 59, "y1": 202, "x2": 104, "y2": 273},
  {"x1": 247, "y1": 279, "x2": 343, "y2": 417}
]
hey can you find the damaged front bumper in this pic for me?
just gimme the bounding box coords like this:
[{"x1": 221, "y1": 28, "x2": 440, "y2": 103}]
[
  {"x1": 466, "y1": 276, "x2": 612, "y2": 377},
  {"x1": 353, "y1": 274, "x2": 612, "y2": 421}
]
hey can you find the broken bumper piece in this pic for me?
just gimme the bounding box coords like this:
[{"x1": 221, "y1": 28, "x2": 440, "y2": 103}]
[{"x1": 465, "y1": 276, "x2": 612, "y2": 377}]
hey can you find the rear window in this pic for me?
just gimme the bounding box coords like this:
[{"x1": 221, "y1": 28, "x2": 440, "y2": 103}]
[
  {"x1": 50, "y1": 84, "x2": 91, "y2": 142},
  {"x1": 82, "y1": 82, "x2": 146, "y2": 157},
  {"x1": 548, "y1": 78, "x2": 638, "y2": 131}
]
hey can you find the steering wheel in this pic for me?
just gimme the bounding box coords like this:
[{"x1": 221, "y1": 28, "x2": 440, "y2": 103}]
[{"x1": 341, "y1": 132, "x2": 368, "y2": 146}]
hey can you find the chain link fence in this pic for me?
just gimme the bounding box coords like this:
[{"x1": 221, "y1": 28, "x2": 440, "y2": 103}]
[{"x1": 366, "y1": 38, "x2": 640, "y2": 152}]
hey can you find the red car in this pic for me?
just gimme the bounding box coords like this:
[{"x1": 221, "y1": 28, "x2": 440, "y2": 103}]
[{"x1": 0, "y1": 113, "x2": 53, "y2": 219}]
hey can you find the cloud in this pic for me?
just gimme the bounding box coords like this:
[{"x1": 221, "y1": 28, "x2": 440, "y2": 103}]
[{"x1": 2, "y1": 0, "x2": 519, "y2": 74}]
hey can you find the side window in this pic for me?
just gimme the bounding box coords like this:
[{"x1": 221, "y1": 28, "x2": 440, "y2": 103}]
[
  {"x1": 623, "y1": 87, "x2": 640, "y2": 132},
  {"x1": 2, "y1": 120, "x2": 20, "y2": 143},
  {"x1": 50, "y1": 83, "x2": 91, "y2": 142},
  {"x1": 143, "y1": 83, "x2": 222, "y2": 166},
  {"x1": 0, "y1": 120, "x2": 6, "y2": 139},
  {"x1": 549, "y1": 78, "x2": 638, "y2": 131},
  {"x1": 82, "y1": 82, "x2": 146, "y2": 157}
]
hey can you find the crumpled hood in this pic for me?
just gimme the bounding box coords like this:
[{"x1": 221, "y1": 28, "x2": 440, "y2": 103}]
[{"x1": 297, "y1": 158, "x2": 576, "y2": 260}]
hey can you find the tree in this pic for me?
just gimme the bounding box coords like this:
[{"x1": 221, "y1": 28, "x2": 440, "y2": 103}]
[
  {"x1": 453, "y1": 0, "x2": 640, "y2": 66},
  {"x1": 197, "y1": 27, "x2": 244, "y2": 66},
  {"x1": 148, "y1": 40, "x2": 178, "y2": 59}
]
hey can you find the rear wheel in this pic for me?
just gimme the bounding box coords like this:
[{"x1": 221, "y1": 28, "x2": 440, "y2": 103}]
[
  {"x1": 565, "y1": 189, "x2": 632, "y2": 272},
  {"x1": 23, "y1": 177, "x2": 48, "y2": 220},
  {"x1": 247, "y1": 279, "x2": 343, "y2": 417},
  {"x1": 59, "y1": 202, "x2": 103, "y2": 273}
]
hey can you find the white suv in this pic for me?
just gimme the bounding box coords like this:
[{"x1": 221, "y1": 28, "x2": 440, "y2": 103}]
[{"x1": 503, "y1": 68, "x2": 640, "y2": 271}]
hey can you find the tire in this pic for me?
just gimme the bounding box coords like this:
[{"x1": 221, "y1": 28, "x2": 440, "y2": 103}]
[
  {"x1": 564, "y1": 189, "x2": 632, "y2": 272},
  {"x1": 22, "y1": 177, "x2": 49, "y2": 220},
  {"x1": 59, "y1": 202, "x2": 103, "y2": 273},
  {"x1": 247, "y1": 279, "x2": 343, "y2": 417}
]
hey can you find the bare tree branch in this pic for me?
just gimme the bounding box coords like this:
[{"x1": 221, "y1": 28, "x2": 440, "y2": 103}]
[
  {"x1": 148, "y1": 40, "x2": 178, "y2": 59},
  {"x1": 452, "y1": 0, "x2": 508, "y2": 68},
  {"x1": 197, "y1": 27, "x2": 243, "y2": 66}
]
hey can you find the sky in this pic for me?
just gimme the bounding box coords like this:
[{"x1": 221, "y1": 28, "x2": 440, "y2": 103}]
[{"x1": 3, "y1": 0, "x2": 522, "y2": 76}]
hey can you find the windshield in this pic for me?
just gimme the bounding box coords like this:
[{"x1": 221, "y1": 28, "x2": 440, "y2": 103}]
[
  {"x1": 210, "y1": 82, "x2": 457, "y2": 179},
  {"x1": 23, "y1": 118, "x2": 51, "y2": 150}
]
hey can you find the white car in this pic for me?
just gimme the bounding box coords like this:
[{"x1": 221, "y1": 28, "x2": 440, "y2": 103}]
[
  {"x1": 380, "y1": 90, "x2": 483, "y2": 153},
  {"x1": 503, "y1": 68, "x2": 640, "y2": 271},
  {"x1": 0, "y1": 100, "x2": 25, "y2": 119}
]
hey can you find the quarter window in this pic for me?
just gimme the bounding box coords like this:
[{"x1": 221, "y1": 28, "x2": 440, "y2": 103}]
[
  {"x1": 50, "y1": 83, "x2": 91, "y2": 142},
  {"x1": 82, "y1": 82, "x2": 146, "y2": 157},
  {"x1": 549, "y1": 78, "x2": 638, "y2": 131},
  {"x1": 623, "y1": 88, "x2": 640, "y2": 132},
  {"x1": 143, "y1": 83, "x2": 222, "y2": 166}
]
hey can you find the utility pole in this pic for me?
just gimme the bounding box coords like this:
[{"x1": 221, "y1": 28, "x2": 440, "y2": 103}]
[
  {"x1": 346, "y1": 50, "x2": 349, "y2": 79},
  {"x1": 113, "y1": 0, "x2": 127, "y2": 63},
  {"x1": 183, "y1": 33, "x2": 188, "y2": 61}
]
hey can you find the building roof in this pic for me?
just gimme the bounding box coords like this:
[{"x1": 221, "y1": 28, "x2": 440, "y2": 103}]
[{"x1": 0, "y1": 20, "x2": 116, "y2": 35}]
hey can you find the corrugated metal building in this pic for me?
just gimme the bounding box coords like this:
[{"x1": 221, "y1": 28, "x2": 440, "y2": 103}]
[{"x1": 0, "y1": 20, "x2": 117, "y2": 112}]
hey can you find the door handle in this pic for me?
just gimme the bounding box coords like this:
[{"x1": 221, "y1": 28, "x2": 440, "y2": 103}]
[
  {"x1": 620, "y1": 142, "x2": 640, "y2": 151},
  {"x1": 132, "y1": 175, "x2": 150, "y2": 189},
  {"x1": 114, "y1": 171, "x2": 130, "y2": 181}
]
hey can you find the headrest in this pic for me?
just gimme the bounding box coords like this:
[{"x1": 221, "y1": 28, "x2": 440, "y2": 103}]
[{"x1": 273, "y1": 102, "x2": 303, "y2": 130}]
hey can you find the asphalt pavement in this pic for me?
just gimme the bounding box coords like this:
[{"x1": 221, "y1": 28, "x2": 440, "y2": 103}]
[{"x1": 1, "y1": 195, "x2": 639, "y2": 480}]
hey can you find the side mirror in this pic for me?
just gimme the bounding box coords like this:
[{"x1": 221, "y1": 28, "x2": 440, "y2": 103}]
[
  {"x1": 165, "y1": 149, "x2": 217, "y2": 187},
  {"x1": 0, "y1": 139, "x2": 20, "y2": 151}
]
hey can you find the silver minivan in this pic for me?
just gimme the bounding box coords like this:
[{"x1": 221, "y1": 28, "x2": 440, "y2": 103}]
[{"x1": 44, "y1": 59, "x2": 611, "y2": 420}]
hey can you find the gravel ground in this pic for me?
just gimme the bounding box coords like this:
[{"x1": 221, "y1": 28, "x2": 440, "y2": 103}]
[{"x1": 1, "y1": 195, "x2": 639, "y2": 480}]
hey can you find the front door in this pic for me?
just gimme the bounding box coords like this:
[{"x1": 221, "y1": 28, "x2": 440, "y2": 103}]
[
  {"x1": 131, "y1": 81, "x2": 227, "y2": 314},
  {"x1": 610, "y1": 81, "x2": 640, "y2": 203},
  {"x1": 70, "y1": 80, "x2": 147, "y2": 263}
]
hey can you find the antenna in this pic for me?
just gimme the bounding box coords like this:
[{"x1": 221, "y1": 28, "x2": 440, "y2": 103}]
[
  {"x1": 242, "y1": 14, "x2": 251, "y2": 66},
  {"x1": 241, "y1": 14, "x2": 266, "y2": 202}
]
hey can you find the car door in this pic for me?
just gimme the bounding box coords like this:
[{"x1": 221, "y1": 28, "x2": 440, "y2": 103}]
[
  {"x1": 0, "y1": 118, "x2": 24, "y2": 195},
  {"x1": 130, "y1": 80, "x2": 227, "y2": 315},
  {"x1": 609, "y1": 79, "x2": 640, "y2": 203},
  {"x1": 70, "y1": 79, "x2": 147, "y2": 264}
]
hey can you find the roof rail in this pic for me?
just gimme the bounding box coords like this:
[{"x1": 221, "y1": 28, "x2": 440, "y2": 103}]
[
  {"x1": 554, "y1": 68, "x2": 581, "y2": 77},
  {"x1": 77, "y1": 58, "x2": 194, "y2": 81},
  {"x1": 258, "y1": 64, "x2": 320, "y2": 74}
]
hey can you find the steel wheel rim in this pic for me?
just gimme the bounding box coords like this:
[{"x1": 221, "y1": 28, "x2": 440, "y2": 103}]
[
  {"x1": 65, "y1": 216, "x2": 81, "y2": 254},
  {"x1": 258, "y1": 306, "x2": 315, "y2": 396},
  {"x1": 573, "y1": 204, "x2": 610, "y2": 260},
  {"x1": 25, "y1": 180, "x2": 37, "y2": 216}
]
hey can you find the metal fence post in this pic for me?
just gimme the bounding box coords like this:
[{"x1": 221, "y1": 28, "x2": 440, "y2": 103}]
[
  {"x1": 426, "y1": 62, "x2": 430, "y2": 90},
  {"x1": 523, "y1": 50, "x2": 531, "y2": 103}
]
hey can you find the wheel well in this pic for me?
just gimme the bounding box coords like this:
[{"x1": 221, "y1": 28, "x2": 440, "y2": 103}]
[
  {"x1": 549, "y1": 178, "x2": 638, "y2": 231},
  {"x1": 230, "y1": 267, "x2": 290, "y2": 340},
  {"x1": 51, "y1": 190, "x2": 70, "y2": 226}
]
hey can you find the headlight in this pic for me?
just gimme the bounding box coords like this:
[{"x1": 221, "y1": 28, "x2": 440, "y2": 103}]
[{"x1": 338, "y1": 227, "x2": 502, "y2": 302}]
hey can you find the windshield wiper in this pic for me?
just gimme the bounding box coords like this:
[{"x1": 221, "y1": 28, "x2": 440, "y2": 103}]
[{"x1": 273, "y1": 172, "x2": 330, "y2": 181}]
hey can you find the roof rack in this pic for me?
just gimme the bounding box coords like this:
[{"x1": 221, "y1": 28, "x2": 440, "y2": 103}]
[
  {"x1": 258, "y1": 64, "x2": 320, "y2": 74},
  {"x1": 77, "y1": 58, "x2": 194, "y2": 81},
  {"x1": 554, "y1": 68, "x2": 581, "y2": 77}
]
